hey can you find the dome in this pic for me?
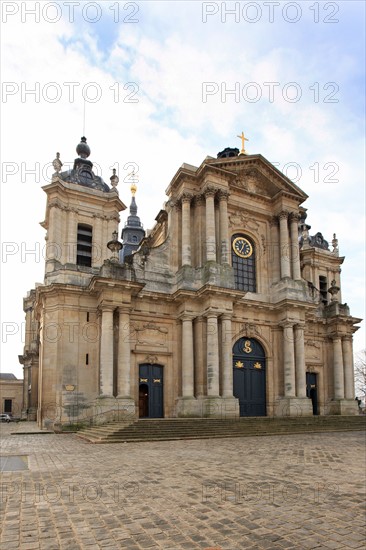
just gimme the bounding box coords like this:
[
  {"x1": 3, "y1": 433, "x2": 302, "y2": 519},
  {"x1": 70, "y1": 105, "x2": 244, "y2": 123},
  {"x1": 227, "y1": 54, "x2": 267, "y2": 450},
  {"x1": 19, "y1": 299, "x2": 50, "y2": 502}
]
[{"x1": 76, "y1": 137, "x2": 91, "y2": 159}]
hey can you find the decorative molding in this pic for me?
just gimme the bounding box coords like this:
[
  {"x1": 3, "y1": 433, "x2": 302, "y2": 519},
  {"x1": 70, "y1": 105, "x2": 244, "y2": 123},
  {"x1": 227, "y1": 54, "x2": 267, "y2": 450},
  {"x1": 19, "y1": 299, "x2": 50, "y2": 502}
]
[
  {"x1": 144, "y1": 354, "x2": 159, "y2": 364},
  {"x1": 269, "y1": 216, "x2": 279, "y2": 228},
  {"x1": 228, "y1": 211, "x2": 260, "y2": 232},
  {"x1": 133, "y1": 322, "x2": 168, "y2": 346},
  {"x1": 305, "y1": 340, "x2": 321, "y2": 360}
]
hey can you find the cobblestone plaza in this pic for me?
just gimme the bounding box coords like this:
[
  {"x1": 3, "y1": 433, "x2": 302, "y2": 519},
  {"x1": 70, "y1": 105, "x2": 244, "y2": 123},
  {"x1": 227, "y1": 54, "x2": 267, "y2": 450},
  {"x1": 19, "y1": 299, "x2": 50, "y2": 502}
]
[{"x1": 1, "y1": 424, "x2": 365, "y2": 549}]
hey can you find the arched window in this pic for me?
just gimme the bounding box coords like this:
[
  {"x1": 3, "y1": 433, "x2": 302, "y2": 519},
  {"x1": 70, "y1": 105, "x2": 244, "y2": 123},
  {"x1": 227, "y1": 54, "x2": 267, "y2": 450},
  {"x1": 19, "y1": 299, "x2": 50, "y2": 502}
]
[
  {"x1": 231, "y1": 233, "x2": 256, "y2": 292},
  {"x1": 77, "y1": 224, "x2": 92, "y2": 267}
]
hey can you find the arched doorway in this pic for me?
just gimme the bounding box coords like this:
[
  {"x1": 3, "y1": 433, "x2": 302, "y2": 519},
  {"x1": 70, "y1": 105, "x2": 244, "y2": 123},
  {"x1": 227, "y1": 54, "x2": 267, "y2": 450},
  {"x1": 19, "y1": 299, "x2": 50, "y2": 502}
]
[
  {"x1": 139, "y1": 384, "x2": 149, "y2": 417},
  {"x1": 139, "y1": 364, "x2": 164, "y2": 418},
  {"x1": 233, "y1": 337, "x2": 266, "y2": 416}
]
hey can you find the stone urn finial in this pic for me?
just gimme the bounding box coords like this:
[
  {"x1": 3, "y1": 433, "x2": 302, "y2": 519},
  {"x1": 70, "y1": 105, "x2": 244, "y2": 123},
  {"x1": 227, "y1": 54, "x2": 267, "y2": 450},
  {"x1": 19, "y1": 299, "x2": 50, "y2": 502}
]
[
  {"x1": 107, "y1": 230, "x2": 122, "y2": 262},
  {"x1": 52, "y1": 152, "x2": 63, "y2": 174},
  {"x1": 328, "y1": 279, "x2": 340, "y2": 302},
  {"x1": 110, "y1": 168, "x2": 119, "y2": 189}
]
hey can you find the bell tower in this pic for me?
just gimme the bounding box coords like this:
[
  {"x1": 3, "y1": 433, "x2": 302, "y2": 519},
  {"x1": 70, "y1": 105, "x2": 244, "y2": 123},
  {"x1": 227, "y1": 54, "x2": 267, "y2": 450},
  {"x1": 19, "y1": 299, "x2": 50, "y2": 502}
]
[
  {"x1": 120, "y1": 182, "x2": 145, "y2": 263},
  {"x1": 41, "y1": 137, "x2": 126, "y2": 285}
]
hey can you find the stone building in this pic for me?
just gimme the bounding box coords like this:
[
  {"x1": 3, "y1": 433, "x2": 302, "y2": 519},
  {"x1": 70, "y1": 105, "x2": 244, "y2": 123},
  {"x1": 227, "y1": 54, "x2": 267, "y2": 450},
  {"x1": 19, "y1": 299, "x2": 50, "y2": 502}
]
[
  {"x1": 0, "y1": 374, "x2": 23, "y2": 418},
  {"x1": 19, "y1": 137, "x2": 361, "y2": 428}
]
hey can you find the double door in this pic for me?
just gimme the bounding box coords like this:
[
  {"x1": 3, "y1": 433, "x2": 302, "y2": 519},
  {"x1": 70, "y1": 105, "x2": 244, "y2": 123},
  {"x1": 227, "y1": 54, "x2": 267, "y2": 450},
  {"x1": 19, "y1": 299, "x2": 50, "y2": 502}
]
[{"x1": 139, "y1": 364, "x2": 164, "y2": 418}]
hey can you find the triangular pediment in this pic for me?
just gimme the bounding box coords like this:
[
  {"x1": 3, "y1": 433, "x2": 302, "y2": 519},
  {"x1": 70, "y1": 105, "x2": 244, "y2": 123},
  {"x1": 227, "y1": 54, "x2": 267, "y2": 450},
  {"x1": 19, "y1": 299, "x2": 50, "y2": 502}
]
[{"x1": 206, "y1": 154, "x2": 308, "y2": 201}]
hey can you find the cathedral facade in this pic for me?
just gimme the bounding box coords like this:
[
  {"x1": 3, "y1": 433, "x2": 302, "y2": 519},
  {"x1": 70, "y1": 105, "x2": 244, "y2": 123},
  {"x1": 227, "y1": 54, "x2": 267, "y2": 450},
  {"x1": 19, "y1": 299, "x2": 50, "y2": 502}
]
[{"x1": 19, "y1": 138, "x2": 360, "y2": 428}]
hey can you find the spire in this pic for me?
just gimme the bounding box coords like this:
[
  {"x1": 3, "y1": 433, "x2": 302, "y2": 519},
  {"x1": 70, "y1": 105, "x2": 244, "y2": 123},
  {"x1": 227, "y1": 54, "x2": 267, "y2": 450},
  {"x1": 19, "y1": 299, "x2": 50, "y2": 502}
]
[{"x1": 120, "y1": 176, "x2": 145, "y2": 263}]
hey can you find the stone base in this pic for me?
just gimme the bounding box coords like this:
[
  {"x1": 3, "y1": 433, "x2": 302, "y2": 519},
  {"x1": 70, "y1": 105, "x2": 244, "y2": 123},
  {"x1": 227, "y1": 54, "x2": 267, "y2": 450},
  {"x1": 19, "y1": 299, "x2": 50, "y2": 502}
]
[
  {"x1": 176, "y1": 396, "x2": 239, "y2": 418},
  {"x1": 93, "y1": 396, "x2": 136, "y2": 424},
  {"x1": 22, "y1": 407, "x2": 37, "y2": 421},
  {"x1": 116, "y1": 397, "x2": 137, "y2": 421},
  {"x1": 176, "y1": 397, "x2": 198, "y2": 417},
  {"x1": 327, "y1": 399, "x2": 359, "y2": 416},
  {"x1": 274, "y1": 397, "x2": 314, "y2": 417}
]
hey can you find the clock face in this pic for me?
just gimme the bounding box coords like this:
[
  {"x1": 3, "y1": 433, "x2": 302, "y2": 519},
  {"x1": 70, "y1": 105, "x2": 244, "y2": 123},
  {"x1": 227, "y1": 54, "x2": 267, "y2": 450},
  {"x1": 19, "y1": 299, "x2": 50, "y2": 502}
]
[{"x1": 232, "y1": 237, "x2": 253, "y2": 258}]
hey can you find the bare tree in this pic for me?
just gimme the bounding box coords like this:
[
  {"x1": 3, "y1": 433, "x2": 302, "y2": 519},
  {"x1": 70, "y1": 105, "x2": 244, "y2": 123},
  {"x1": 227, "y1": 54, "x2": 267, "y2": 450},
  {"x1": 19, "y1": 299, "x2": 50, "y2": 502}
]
[{"x1": 354, "y1": 350, "x2": 366, "y2": 405}]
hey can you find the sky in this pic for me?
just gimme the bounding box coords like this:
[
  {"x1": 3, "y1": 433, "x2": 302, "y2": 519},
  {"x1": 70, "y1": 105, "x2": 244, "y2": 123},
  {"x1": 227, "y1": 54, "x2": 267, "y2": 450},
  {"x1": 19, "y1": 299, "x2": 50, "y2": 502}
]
[{"x1": 1, "y1": 0, "x2": 365, "y2": 378}]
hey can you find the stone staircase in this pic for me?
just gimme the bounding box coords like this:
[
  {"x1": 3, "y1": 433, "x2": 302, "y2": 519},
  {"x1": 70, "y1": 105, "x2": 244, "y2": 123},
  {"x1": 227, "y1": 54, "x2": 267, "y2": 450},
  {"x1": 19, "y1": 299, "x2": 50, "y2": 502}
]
[{"x1": 76, "y1": 415, "x2": 366, "y2": 444}]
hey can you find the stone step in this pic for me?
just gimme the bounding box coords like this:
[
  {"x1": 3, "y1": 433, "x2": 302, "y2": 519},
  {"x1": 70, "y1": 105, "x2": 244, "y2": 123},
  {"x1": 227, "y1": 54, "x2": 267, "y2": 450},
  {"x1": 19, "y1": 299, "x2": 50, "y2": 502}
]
[{"x1": 76, "y1": 416, "x2": 366, "y2": 443}]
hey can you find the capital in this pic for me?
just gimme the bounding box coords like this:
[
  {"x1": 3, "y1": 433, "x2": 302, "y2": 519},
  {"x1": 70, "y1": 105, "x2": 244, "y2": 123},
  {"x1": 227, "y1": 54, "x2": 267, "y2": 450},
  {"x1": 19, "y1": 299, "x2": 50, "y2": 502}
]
[
  {"x1": 193, "y1": 194, "x2": 205, "y2": 206},
  {"x1": 220, "y1": 313, "x2": 232, "y2": 321},
  {"x1": 279, "y1": 320, "x2": 295, "y2": 329},
  {"x1": 179, "y1": 313, "x2": 196, "y2": 322},
  {"x1": 218, "y1": 189, "x2": 230, "y2": 202},
  {"x1": 98, "y1": 304, "x2": 115, "y2": 313},
  {"x1": 204, "y1": 185, "x2": 217, "y2": 198},
  {"x1": 203, "y1": 309, "x2": 218, "y2": 319},
  {"x1": 181, "y1": 192, "x2": 193, "y2": 204},
  {"x1": 289, "y1": 211, "x2": 301, "y2": 223},
  {"x1": 278, "y1": 211, "x2": 289, "y2": 221},
  {"x1": 118, "y1": 306, "x2": 131, "y2": 315}
]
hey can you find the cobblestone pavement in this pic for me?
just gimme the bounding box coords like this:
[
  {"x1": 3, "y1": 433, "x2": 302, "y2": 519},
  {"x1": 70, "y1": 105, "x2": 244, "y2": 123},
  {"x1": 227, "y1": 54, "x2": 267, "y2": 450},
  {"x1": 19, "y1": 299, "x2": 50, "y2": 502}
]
[{"x1": 1, "y1": 424, "x2": 365, "y2": 550}]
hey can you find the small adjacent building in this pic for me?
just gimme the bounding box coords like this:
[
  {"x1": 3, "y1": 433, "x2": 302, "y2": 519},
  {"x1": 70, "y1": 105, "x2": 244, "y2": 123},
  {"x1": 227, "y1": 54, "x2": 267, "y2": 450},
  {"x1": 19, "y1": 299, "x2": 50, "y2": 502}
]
[
  {"x1": 18, "y1": 137, "x2": 361, "y2": 428},
  {"x1": 0, "y1": 374, "x2": 23, "y2": 417}
]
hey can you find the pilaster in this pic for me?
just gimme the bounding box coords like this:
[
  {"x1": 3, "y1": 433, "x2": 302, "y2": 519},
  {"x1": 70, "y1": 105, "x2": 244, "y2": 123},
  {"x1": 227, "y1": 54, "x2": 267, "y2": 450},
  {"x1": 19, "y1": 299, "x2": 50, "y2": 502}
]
[
  {"x1": 218, "y1": 190, "x2": 230, "y2": 265},
  {"x1": 278, "y1": 211, "x2": 291, "y2": 279},
  {"x1": 99, "y1": 305, "x2": 115, "y2": 397},
  {"x1": 205, "y1": 187, "x2": 217, "y2": 262},
  {"x1": 181, "y1": 193, "x2": 192, "y2": 267},
  {"x1": 289, "y1": 212, "x2": 301, "y2": 280}
]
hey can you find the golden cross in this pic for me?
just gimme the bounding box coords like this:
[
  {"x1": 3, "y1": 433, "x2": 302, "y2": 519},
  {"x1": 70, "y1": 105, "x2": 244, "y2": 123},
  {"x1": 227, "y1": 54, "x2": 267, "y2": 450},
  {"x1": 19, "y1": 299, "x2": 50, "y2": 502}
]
[{"x1": 237, "y1": 131, "x2": 249, "y2": 155}]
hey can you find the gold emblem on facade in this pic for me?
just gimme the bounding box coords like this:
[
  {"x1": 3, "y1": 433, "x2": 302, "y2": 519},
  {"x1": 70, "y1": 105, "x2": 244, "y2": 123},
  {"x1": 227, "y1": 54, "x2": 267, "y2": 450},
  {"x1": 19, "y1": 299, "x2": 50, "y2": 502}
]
[
  {"x1": 254, "y1": 362, "x2": 262, "y2": 369},
  {"x1": 235, "y1": 361, "x2": 244, "y2": 368},
  {"x1": 243, "y1": 340, "x2": 252, "y2": 353},
  {"x1": 153, "y1": 378, "x2": 161, "y2": 383},
  {"x1": 140, "y1": 378, "x2": 148, "y2": 383}
]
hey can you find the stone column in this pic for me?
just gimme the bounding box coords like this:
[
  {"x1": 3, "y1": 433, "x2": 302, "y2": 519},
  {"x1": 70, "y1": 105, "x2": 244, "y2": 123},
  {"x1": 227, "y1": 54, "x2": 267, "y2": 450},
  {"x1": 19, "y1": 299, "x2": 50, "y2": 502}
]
[
  {"x1": 99, "y1": 306, "x2": 114, "y2": 396},
  {"x1": 205, "y1": 187, "x2": 217, "y2": 262},
  {"x1": 221, "y1": 314, "x2": 233, "y2": 397},
  {"x1": 181, "y1": 315, "x2": 195, "y2": 397},
  {"x1": 282, "y1": 322, "x2": 296, "y2": 397},
  {"x1": 294, "y1": 324, "x2": 306, "y2": 398},
  {"x1": 117, "y1": 308, "x2": 131, "y2": 398},
  {"x1": 206, "y1": 312, "x2": 219, "y2": 396},
  {"x1": 194, "y1": 316, "x2": 205, "y2": 396},
  {"x1": 333, "y1": 337, "x2": 344, "y2": 399},
  {"x1": 289, "y1": 212, "x2": 301, "y2": 280},
  {"x1": 218, "y1": 190, "x2": 230, "y2": 264},
  {"x1": 269, "y1": 217, "x2": 281, "y2": 283},
  {"x1": 194, "y1": 195, "x2": 205, "y2": 268},
  {"x1": 278, "y1": 211, "x2": 291, "y2": 279},
  {"x1": 342, "y1": 336, "x2": 354, "y2": 400},
  {"x1": 181, "y1": 193, "x2": 192, "y2": 266}
]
